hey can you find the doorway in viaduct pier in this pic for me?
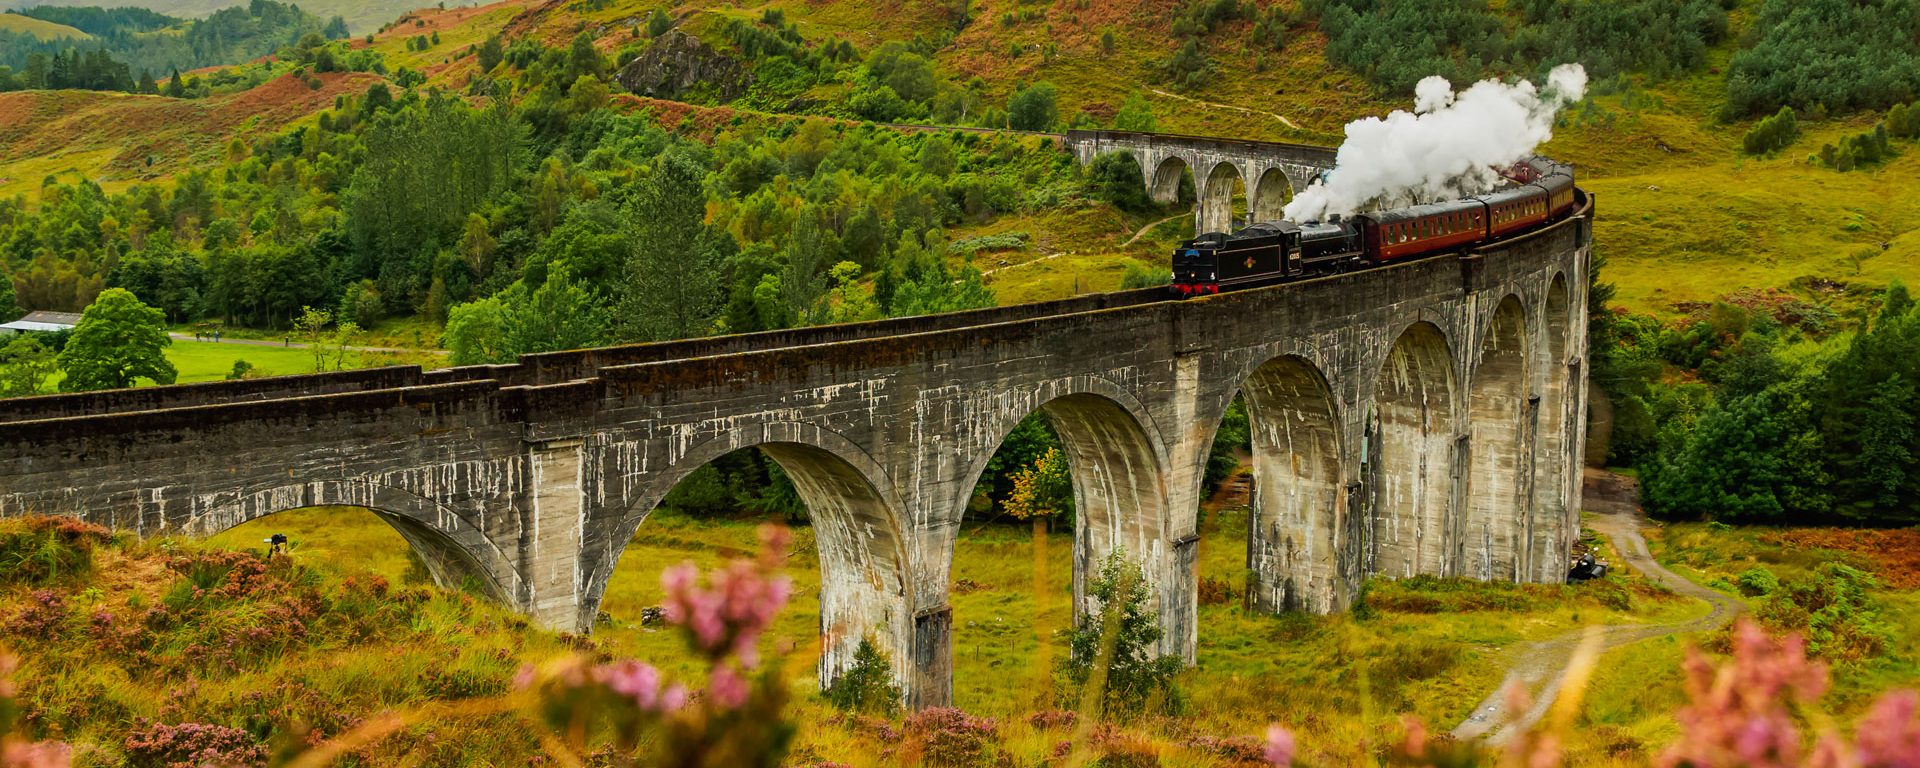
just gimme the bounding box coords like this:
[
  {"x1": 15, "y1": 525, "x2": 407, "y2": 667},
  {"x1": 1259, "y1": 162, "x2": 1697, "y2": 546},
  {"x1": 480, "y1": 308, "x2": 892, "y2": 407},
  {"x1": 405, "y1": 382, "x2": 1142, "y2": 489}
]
[
  {"x1": 1465, "y1": 297, "x2": 1530, "y2": 581},
  {"x1": 1368, "y1": 322, "x2": 1458, "y2": 579},
  {"x1": 593, "y1": 443, "x2": 913, "y2": 700},
  {"x1": 949, "y1": 392, "x2": 1172, "y2": 715}
]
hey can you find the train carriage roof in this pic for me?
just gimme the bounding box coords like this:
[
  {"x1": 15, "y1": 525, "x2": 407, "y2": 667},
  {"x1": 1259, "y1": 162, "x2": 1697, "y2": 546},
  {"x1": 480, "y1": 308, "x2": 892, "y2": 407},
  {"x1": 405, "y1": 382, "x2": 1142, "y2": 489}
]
[
  {"x1": 1365, "y1": 196, "x2": 1485, "y2": 225},
  {"x1": 1470, "y1": 183, "x2": 1547, "y2": 207}
]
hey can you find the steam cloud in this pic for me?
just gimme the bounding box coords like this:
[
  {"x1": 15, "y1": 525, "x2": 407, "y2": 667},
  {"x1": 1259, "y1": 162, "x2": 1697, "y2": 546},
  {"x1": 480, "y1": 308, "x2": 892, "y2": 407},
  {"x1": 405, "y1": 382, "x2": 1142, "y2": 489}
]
[{"x1": 1282, "y1": 64, "x2": 1588, "y2": 222}]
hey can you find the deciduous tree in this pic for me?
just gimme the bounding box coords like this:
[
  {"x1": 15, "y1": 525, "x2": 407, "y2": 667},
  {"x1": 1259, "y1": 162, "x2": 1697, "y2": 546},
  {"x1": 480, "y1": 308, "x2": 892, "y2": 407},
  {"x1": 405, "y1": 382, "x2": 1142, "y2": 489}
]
[
  {"x1": 0, "y1": 335, "x2": 55, "y2": 397},
  {"x1": 55, "y1": 288, "x2": 176, "y2": 391}
]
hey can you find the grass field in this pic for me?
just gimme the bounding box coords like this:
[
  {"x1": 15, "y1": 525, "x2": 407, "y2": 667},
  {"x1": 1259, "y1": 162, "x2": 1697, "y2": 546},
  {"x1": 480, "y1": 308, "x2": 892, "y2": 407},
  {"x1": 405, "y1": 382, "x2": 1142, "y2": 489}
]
[
  {"x1": 25, "y1": 337, "x2": 442, "y2": 394},
  {"x1": 0, "y1": 12, "x2": 89, "y2": 40},
  {"x1": 1, "y1": 455, "x2": 1909, "y2": 764},
  {"x1": 184, "y1": 473, "x2": 1737, "y2": 765}
]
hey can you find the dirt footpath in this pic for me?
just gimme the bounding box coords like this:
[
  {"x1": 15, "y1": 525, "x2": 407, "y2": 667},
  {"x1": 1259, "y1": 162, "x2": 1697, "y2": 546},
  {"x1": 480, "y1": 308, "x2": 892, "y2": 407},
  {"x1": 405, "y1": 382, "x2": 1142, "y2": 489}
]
[{"x1": 1450, "y1": 469, "x2": 1743, "y2": 744}]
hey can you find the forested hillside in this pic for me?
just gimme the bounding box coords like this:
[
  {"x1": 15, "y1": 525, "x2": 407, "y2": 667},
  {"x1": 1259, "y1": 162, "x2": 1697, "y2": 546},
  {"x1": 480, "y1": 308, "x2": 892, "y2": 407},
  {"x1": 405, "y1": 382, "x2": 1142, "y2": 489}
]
[
  {"x1": 0, "y1": 0, "x2": 450, "y2": 33},
  {"x1": 0, "y1": 0, "x2": 348, "y2": 91}
]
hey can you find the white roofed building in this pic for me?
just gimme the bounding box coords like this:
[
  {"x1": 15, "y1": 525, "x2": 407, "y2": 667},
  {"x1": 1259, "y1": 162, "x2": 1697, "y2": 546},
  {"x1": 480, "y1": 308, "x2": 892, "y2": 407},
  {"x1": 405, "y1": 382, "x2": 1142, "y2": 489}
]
[{"x1": 0, "y1": 311, "x2": 82, "y2": 335}]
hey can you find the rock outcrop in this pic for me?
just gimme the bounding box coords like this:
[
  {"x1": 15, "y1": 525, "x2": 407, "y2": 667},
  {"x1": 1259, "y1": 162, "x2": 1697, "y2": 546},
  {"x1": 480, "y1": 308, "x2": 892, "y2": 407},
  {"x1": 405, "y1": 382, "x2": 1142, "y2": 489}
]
[{"x1": 614, "y1": 31, "x2": 750, "y2": 102}]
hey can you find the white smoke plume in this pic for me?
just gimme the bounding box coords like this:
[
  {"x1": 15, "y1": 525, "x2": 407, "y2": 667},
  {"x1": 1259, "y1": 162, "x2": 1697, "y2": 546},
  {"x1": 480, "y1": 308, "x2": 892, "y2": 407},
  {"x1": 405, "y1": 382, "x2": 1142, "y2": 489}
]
[{"x1": 1282, "y1": 64, "x2": 1588, "y2": 222}]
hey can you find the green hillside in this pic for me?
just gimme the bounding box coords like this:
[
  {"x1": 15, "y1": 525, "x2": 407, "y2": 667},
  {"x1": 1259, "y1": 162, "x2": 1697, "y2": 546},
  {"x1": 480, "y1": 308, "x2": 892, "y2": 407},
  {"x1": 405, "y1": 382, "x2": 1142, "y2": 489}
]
[
  {"x1": 0, "y1": 9, "x2": 88, "y2": 39},
  {"x1": 0, "y1": 0, "x2": 465, "y2": 33}
]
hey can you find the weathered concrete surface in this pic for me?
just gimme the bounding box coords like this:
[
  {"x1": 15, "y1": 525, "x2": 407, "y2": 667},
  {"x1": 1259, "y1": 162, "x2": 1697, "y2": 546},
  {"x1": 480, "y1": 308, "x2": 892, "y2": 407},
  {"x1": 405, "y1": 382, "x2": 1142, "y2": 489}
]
[
  {"x1": 1063, "y1": 130, "x2": 1333, "y2": 234},
  {"x1": 0, "y1": 181, "x2": 1591, "y2": 711}
]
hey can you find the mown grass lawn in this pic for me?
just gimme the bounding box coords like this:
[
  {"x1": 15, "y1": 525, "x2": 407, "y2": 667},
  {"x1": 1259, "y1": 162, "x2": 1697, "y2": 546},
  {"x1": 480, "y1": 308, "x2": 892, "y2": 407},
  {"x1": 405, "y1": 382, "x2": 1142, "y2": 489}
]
[{"x1": 37, "y1": 339, "x2": 325, "y2": 393}]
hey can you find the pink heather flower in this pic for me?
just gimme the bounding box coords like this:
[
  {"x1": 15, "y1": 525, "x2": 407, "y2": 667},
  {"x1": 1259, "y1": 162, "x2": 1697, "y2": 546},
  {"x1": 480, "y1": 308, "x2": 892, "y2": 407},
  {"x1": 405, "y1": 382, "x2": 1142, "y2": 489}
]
[
  {"x1": 1264, "y1": 725, "x2": 1294, "y2": 767},
  {"x1": 595, "y1": 661, "x2": 670, "y2": 712},
  {"x1": 658, "y1": 532, "x2": 794, "y2": 667},
  {"x1": 1400, "y1": 715, "x2": 1430, "y2": 760},
  {"x1": 1852, "y1": 690, "x2": 1920, "y2": 768},
  {"x1": 1659, "y1": 619, "x2": 1829, "y2": 768},
  {"x1": 1, "y1": 741, "x2": 71, "y2": 768},
  {"x1": 659, "y1": 683, "x2": 689, "y2": 712},
  {"x1": 513, "y1": 664, "x2": 538, "y2": 691},
  {"x1": 707, "y1": 666, "x2": 750, "y2": 711}
]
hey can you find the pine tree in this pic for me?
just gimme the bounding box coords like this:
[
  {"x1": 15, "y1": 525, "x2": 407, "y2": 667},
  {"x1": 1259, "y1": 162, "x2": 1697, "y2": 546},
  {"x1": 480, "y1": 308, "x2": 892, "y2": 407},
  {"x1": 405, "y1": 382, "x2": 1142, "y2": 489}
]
[{"x1": 615, "y1": 149, "x2": 728, "y2": 342}]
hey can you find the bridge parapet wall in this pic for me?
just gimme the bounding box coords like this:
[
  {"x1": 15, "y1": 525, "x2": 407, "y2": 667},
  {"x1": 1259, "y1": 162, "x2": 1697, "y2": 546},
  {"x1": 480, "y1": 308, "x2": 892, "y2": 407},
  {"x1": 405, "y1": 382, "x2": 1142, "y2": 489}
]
[{"x1": 0, "y1": 365, "x2": 430, "y2": 424}]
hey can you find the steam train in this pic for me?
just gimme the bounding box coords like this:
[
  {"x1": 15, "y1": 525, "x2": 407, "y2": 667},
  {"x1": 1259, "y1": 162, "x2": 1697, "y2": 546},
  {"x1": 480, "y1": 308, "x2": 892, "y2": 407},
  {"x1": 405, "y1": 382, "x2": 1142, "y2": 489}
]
[{"x1": 1171, "y1": 158, "x2": 1577, "y2": 296}]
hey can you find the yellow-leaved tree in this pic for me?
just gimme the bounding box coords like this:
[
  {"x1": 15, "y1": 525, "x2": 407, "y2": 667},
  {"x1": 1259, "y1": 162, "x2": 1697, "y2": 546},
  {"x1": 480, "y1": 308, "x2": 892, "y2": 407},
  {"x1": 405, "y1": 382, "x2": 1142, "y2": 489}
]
[{"x1": 1005, "y1": 447, "x2": 1073, "y2": 528}]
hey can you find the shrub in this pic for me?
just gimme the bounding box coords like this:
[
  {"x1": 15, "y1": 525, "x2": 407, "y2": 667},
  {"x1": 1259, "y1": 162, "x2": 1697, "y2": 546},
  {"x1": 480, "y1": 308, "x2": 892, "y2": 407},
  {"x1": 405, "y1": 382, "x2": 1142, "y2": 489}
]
[
  {"x1": 1090, "y1": 152, "x2": 1155, "y2": 213},
  {"x1": 1060, "y1": 552, "x2": 1185, "y2": 718},
  {"x1": 1736, "y1": 566, "x2": 1780, "y2": 596},
  {"x1": 1121, "y1": 263, "x2": 1171, "y2": 289},
  {"x1": 165, "y1": 550, "x2": 272, "y2": 598},
  {"x1": 6, "y1": 590, "x2": 70, "y2": 639},
  {"x1": 1754, "y1": 562, "x2": 1894, "y2": 661},
  {"x1": 123, "y1": 719, "x2": 267, "y2": 768},
  {"x1": 1027, "y1": 709, "x2": 1078, "y2": 731},
  {"x1": 822, "y1": 637, "x2": 901, "y2": 715},
  {"x1": 1741, "y1": 107, "x2": 1798, "y2": 154},
  {"x1": 904, "y1": 707, "x2": 999, "y2": 767},
  {"x1": 0, "y1": 516, "x2": 112, "y2": 586}
]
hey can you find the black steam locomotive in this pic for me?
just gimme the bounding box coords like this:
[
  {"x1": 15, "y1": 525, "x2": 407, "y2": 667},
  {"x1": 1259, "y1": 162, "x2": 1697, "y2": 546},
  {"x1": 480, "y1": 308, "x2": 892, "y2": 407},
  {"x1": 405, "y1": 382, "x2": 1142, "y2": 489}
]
[{"x1": 1171, "y1": 158, "x2": 1576, "y2": 296}]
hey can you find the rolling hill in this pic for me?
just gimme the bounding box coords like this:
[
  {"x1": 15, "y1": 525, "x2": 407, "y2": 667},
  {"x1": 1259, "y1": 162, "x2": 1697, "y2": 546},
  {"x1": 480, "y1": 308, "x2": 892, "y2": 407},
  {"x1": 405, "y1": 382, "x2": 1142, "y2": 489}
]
[
  {"x1": 0, "y1": 0, "x2": 462, "y2": 32},
  {"x1": 0, "y1": 9, "x2": 89, "y2": 39},
  {"x1": 1, "y1": 0, "x2": 1916, "y2": 315}
]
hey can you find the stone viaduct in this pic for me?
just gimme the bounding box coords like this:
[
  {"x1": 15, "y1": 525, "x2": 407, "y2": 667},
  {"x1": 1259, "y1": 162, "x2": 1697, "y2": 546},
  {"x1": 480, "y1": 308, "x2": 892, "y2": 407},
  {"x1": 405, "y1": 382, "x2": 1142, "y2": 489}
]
[
  {"x1": 1063, "y1": 129, "x2": 1330, "y2": 235},
  {"x1": 0, "y1": 133, "x2": 1592, "y2": 709}
]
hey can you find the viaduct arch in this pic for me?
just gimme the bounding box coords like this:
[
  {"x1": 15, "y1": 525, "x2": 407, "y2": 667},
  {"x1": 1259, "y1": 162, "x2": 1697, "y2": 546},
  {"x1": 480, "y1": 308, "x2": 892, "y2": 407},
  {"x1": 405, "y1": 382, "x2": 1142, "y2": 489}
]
[
  {"x1": 1069, "y1": 129, "x2": 1323, "y2": 234},
  {"x1": 0, "y1": 133, "x2": 1593, "y2": 710}
]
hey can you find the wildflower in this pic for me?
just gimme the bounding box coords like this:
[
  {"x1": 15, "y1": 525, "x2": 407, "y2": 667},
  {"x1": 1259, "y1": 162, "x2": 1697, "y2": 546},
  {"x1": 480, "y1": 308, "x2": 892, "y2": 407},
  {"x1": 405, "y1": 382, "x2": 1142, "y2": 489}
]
[
  {"x1": 593, "y1": 661, "x2": 686, "y2": 714},
  {"x1": 1659, "y1": 619, "x2": 1828, "y2": 768},
  {"x1": 0, "y1": 741, "x2": 70, "y2": 768},
  {"x1": 706, "y1": 666, "x2": 749, "y2": 710},
  {"x1": 660, "y1": 525, "x2": 792, "y2": 667},
  {"x1": 1264, "y1": 725, "x2": 1295, "y2": 767},
  {"x1": 1849, "y1": 690, "x2": 1920, "y2": 768}
]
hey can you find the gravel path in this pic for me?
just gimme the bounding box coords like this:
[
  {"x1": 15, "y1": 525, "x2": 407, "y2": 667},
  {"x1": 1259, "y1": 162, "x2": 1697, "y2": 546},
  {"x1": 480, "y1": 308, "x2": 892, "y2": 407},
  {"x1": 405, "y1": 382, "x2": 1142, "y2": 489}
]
[
  {"x1": 1122, "y1": 212, "x2": 1189, "y2": 248},
  {"x1": 1450, "y1": 471, "x2": 1743, "y2": 744}
]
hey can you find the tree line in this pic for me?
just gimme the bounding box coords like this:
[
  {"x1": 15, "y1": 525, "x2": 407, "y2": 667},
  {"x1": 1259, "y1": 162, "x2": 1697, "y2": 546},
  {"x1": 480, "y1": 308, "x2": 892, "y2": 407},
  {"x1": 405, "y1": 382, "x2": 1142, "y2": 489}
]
[
  {"x1": 1592, "y1": 257, "x2": 1920, "y2": 526},
  {"x1": 0, "y1": 0, "x2": 348, "y2": 95},
  {"x1": 0, "y1": 25, "x2": 1155, "y2": 361}
]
